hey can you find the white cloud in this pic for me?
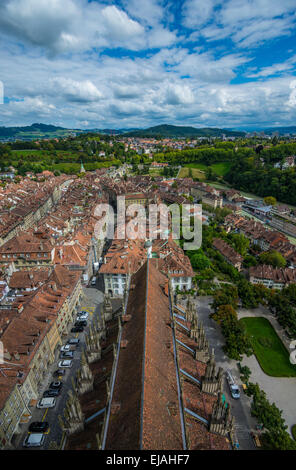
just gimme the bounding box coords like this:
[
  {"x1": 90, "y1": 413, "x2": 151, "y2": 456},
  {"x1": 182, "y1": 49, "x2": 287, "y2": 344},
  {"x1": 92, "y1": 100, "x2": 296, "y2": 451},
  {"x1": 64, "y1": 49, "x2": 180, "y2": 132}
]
[
  {"x1": 182, "y1": 0, "x2": 219, "y2": 28},
  {"x1": 113, "y1": 85, "x2": 142, "y2": 99},
  {"x1": 0, "y1": 1, "x2": 296, "y2": 129},
  {"x1": 123, "y1": 0, "x2": 164, "y2": 26},
  {"x1": 287, "y1": 80, "x2": 296, "y2": 107},
  {"x1": 183, "y1": 0, "x2": 296, "y2": 49},
  {"x1": 50, "y1": 78, "x2": 103, "y2": 102},
  {"x1": 165, "y1": 84, "x2": 195, "y2": 105},
  {"x1": 101, "y1": 5, "x2": 144, "y2": 41},
  {"x1": 247, "y1": 55, "x2": 296, "y2": 78},
  {"x1": 0, "y1": 0, "x2": 146, "y2": 53}
]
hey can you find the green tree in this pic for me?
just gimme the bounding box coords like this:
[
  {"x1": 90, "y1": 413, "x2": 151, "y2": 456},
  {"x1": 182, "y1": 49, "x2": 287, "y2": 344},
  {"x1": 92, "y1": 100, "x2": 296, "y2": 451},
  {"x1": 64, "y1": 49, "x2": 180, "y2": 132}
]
[
  {"x1": 259, "y1": 250, "x2": 286, "y2": 268},
  {"x1": 264, "y1": 196, "x2": 277, "y2": 206}
]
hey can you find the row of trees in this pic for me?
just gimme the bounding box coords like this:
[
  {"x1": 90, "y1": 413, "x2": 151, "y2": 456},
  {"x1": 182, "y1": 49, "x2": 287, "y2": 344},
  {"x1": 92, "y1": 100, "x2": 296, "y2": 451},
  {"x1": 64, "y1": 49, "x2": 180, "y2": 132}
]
[
  {"x1": 246, "y1": 382, "x2": 296, "y2": 450},
  {"x1": 211, "y1": 285, "x2": 253, "y2": 360}
]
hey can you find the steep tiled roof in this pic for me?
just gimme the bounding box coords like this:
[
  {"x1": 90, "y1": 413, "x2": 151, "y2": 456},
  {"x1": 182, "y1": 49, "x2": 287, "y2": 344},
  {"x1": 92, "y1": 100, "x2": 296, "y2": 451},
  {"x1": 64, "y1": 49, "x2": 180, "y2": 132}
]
[
  {"x1": 105, "y1": 260, "x2": 183, "y2": 450},
  {"x1": 212, "y1": 238, "x2": 243, "y2": 264}
]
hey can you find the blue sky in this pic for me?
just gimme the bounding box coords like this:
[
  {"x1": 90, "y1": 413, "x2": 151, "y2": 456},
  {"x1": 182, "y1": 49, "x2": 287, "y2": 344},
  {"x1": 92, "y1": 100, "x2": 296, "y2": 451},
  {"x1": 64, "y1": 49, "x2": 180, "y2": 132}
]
[{"x1": 0, "y1": 0, "x2": 296, "y2": 129}]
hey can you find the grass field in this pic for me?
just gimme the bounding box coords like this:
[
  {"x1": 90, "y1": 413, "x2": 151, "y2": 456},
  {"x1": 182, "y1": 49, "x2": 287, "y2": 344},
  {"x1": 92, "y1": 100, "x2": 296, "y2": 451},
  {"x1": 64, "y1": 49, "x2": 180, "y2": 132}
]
[
  {"x1": 179, "y1": 161, "x2": 232, "y2": 179},
  {"x1": 240, "y1": 317, "x2": 296, "y2": 377},
  {"x1": 186, "y1": 161, "x2": 232, "y2": 175},
  {"x1": 178, "y1": 167, "x2": 206, "y2": 179}
]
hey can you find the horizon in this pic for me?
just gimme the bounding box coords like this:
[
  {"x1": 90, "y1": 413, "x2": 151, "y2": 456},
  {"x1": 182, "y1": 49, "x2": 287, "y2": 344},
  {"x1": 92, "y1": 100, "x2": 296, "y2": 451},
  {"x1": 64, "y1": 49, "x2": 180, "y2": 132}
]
[
  {"x1": 0, "y1": 0, "x2": 296, "y2": 129},
  {"x1": 1, "y1": 121, "x2": 296, "y2": 133}
]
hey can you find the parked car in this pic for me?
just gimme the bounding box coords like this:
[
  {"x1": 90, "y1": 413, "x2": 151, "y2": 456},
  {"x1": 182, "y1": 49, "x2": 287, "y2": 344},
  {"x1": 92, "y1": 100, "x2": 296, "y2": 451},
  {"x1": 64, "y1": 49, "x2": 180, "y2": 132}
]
[
  {"x1": 23, "y1": 433, "x2": 45, "y2": 447},
  {"x1": 60, "y1": 345, "x2": 71, "y2": 352},
  {"x1": 67, "y1": 338, "x2": 80, "y2": 345},
  {"x1": 59, "y1": 351, "x2": 74, "y2": 359},
  {"x1": 28, "y1": 422, "x2": 50, "y2": 434},
  {"x1": 90, "y1": 277, "x2": 96, "y2": 286},
  {"x1": 37, "y1": 397, "x2": 56, "y2": 408},
  {"x1": 75, "y1": 320, "x2": 87, "y2": 327},
  {"x1": 49, "y1": 381, "x2": 63, "y2": 390},
  {"x1": 43, "y1": 389, "x2": 60, "y2": 398},
  {"x1": 71, "y1": 326, "x2": 84, "y2": 333},
  {"x1": 58, "y1": 360, "x2": 73, "y2": 368},
  {"x1": 77, "y1": 311, "x2": 89, "y2": 319},
  {"x1": 53, "y1": 369, "x2": 66, "y2": 377},
  {"x1": 226, "y1": 370, "x2": 240, "y2": 399},
  {"x1": 77, "y1": 315, "x2": 88, "y2": 321}
]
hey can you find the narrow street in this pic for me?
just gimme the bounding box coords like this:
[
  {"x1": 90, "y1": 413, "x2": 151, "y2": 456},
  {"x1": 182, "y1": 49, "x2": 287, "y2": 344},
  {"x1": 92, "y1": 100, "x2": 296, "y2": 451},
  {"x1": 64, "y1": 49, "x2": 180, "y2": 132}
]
[{"x1": 14, "y1": 282, "x2": 105, "y2": 450}]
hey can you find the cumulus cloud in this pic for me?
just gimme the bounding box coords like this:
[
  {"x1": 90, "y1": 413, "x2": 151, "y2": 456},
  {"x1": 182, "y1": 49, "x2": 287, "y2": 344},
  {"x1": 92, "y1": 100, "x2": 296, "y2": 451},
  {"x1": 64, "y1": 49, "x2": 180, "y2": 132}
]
[
  {"x1": 287, "y1": 80, "x2": 296, "y2": 108},
  {"x1": 100, "y1": 5, "x2": 144, "y2": 41},
  {"x1": 50, "y1": 78, "x2": 103, "y2": 103},
  {"x1": 113, "y1": 85, "x2": 142, "y2": 99},
  {"x1": 0, "y1": 0, "x2": 296, "y2": 129},
  {"x1": 0, "y1": 0, "x2": 146, "y2": 53},
  {"x1": 165, "y1": 84, "x2": 195, "y2": 105}
]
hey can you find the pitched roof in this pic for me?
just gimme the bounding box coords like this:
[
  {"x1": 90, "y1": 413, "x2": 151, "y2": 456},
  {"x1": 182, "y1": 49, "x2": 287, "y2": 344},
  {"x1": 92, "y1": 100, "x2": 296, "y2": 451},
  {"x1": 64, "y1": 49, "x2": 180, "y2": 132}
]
[{"x1": 105, "y1": 260, "x2": 183, "y2": 450}]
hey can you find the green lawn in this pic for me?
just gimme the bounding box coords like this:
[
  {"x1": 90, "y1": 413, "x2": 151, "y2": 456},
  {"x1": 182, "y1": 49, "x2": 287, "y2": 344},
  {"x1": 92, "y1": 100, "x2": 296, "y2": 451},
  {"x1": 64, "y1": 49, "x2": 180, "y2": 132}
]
[
  {"x1": 240, "y1": 317, "x2": 296, "y2": 377},
  {"x1": 184, "y1": 161, "x2": 232, "y2": 177},
  {"x1": 178, "y1": 167, "x2": 206, "y2": 180},
  {"x1": 186, "y1": 162, "x2": 208, "y2": 171}
]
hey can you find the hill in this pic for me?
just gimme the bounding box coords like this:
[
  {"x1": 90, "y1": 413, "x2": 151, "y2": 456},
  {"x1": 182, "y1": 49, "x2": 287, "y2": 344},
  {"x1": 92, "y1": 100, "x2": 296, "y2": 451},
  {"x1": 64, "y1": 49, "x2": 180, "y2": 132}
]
[
  {"x1": 123, "y1": 124, "x2": 245, "y2": 138},
  {"x1": 0, "y1": 123, "x2": 83, "y2": 140},
  {"x1": 263, "y1": 126, "x2": 296, "y2": 136}
]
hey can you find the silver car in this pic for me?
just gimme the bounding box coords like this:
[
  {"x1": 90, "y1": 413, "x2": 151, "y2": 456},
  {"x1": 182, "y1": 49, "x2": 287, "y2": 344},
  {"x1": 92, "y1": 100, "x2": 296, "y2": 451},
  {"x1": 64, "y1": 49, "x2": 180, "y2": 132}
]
[{"x1": 23, "y1": 433, "x2": 45, "y2": 447}]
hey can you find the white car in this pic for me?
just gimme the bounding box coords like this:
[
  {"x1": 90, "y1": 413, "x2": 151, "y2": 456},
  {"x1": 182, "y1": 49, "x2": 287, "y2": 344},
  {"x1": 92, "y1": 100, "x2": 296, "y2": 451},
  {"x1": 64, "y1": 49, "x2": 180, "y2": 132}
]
[
  {"x1": 77, "y1": 312, "x2": 89, "y2": 319},
  {"x1": 58, "y1": 360, "x2": 73, "y2": 368},
  {"x1": 77, "y1": 315, "x2": 88, "y2": 321},
  {"x1": 37, "y1": 397, "x2": 56, "y2": 409},
  {"x1": 23, "y1": 433, "x2": 45, "y2": 448},
  {"x1": 226, "y1": 370, "x2": 240, "y2": 399},
  {"x1": 60, "y1": 345, "x2": 71, "y2": 352}
]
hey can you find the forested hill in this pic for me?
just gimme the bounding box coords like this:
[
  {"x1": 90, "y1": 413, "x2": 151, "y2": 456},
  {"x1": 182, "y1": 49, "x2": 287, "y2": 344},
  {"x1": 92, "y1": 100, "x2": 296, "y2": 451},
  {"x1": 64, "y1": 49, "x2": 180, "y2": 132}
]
[
  {"x1": 0, "y1": 123, "x2": 81, "y2": 139},
  {"x1": 124, "y1": 124, "x2": 246, "y2": 138}
]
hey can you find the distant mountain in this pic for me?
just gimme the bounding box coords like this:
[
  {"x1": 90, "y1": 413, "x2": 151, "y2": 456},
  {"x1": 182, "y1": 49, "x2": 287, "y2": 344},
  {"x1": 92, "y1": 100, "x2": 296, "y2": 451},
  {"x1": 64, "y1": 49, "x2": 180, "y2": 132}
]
[
  {"x1": 84, "y1": 128, "x2": 139, "y2": 135},
  {"x1": 262, "y1": 126, "x2": 296, "y2": 136},
  {"x1": 230, "y1": 125, "x2": 296, "y2": 135},
  {"x1": 0, "y1": 123, "x2": 141, "y2": 140},
  {"x1": 123, "y1": 124, "x2": 245, "y2": 138},
  {"x1": 0, "y1": 123, "x2": 80, "y2": 140}
]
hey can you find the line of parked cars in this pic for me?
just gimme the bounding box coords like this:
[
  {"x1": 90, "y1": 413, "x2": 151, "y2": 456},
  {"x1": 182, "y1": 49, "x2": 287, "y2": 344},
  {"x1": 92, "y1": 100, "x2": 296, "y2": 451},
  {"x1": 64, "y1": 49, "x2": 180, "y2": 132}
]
[{"x1": 23, "y1": 330, "x2": 84, "y2": 447}]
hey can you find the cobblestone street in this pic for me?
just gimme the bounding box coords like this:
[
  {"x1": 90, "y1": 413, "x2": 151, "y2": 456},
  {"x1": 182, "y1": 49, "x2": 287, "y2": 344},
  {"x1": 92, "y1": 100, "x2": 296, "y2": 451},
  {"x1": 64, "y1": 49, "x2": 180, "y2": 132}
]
[{"x1": 13, "y1": 283, "x2": 105, "y2": 450}]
